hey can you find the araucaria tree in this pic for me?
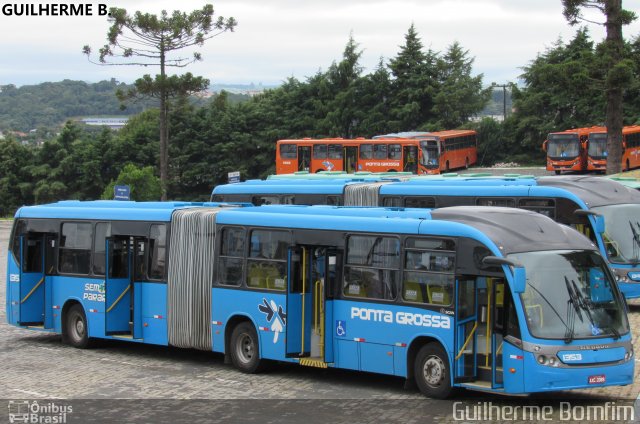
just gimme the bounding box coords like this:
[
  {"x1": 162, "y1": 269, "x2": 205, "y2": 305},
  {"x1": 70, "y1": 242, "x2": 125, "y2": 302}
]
[
  {"x1": 83, "y1": 4, "x2": 236, "y2": 199},
  {"x1": 562, "y1": 0, "x2": 636, "y2": 174}
]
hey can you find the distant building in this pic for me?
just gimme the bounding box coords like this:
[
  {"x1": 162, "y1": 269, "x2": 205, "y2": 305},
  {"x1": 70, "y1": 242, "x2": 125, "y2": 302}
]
[{"x1": 80, "y1": 117, "x2": 129, "y2": 130}]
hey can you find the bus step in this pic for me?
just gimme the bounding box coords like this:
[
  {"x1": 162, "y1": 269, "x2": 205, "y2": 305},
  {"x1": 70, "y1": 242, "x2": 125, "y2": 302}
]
[
  {"x1": 111, "y1": 334, "x2": 134, "y2": 339},
  {"x1": 299, "y1": 357, "x2": 328, "y2": 368}
]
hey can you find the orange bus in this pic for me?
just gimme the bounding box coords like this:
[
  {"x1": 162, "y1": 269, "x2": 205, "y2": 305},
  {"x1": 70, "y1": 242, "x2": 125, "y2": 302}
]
[
  {"x1": 542, "y1": 126, "x2": 605, "y2": 174},
  {"x1": 587, "y1": 125, "x2": 640, "y2": 172},
  {"x1": 275, "y1": 130, "x2": 478, "y2": 175}
]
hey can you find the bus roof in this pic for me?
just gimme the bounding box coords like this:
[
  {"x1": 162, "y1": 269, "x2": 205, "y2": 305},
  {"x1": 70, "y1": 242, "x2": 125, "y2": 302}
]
[
  {"x1": 536, "y1": 176, "x2": 640, "y2": 207},
  {"x1": 14, "y1": 200, "x2": 243, "y2": 221}
]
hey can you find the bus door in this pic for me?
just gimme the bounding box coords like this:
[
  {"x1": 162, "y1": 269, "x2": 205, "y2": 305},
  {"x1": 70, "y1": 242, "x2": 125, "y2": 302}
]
[
  {"x1": 286, "y1": 246, "x2": 337, "y2": 366},
  {"x1": 454, "y1": 277, "x2": 477, "y2": 383},
  {"x1": 298, "y1": 146, "x2": 311, "y2": 172},
  {"x1": 131, "y1": 237, "x2": 147, "y2": 339},
  {"x1": 105, "y1": 237, "x2": 133, "y2": 335},
  {"x1": 490, "y1": 278, "x2": 506, "y2": 388},
  {"x1": 43, "y1": 234, "x2": 57, "y2": 329},
  {"x1": 403, "y1": 145, "x2": 418, "y2": 173},
  {"x1": 344, "y1": 146, "x2": 358, "y2": 173},
  {"x1": 18, "y1": 234, "x2": 46, "y2": 326}
]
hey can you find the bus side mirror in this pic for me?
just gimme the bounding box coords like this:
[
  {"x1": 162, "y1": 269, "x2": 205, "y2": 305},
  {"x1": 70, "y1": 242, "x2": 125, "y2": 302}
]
[
  {"x1": 482, "y1": 256, "x2": 526, "y2": 293},
  {"x1": 594, "y1": 215, "x2": 605, "y2": 234},
  {"x1": 512, "y1": 267, "x2": 526, "y2": 294},
  {"x1": 542, "y1": 140, "x2": 548, "y2": 152}
]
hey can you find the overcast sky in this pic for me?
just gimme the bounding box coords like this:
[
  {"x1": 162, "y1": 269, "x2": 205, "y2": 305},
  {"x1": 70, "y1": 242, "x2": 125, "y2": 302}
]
[{"x1": 1, "y1": 0, "x2": 639, "y2": 87}]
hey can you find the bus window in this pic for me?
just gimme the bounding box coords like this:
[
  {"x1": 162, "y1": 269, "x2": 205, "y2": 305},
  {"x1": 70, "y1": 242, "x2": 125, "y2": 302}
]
[
  {"x1": 404, "y1": 197, "x2": 436, "y2": 208},
  {"x1": 219, "y1": 227, "x2": 245, "y2": 286},
  {"x1": 247, "y1": 230, "x2": 288, "y2": 290},
  {"x1": 252, "y1": 195, "x2": 280, "y2": 205},
  {"x1": 10, "y1": 219, "x2": 26, "y2": 266},
  {"x1": 519, "y1": 199, "x2": 555, "y2": 219},
  {"x1": 313, "y1": 144, "x2": 327, "y2": 159},
  {"x1": 373, "y1": 144, "x2": 387, "y2": 159},
  {"x1": 149, "y1": 224, "x2": 166, "y2": 280},
  {"x1": 280, "y1": 144, "x2": 297, "y2": 159},
  {"x1": 93, "y1": 222, "x2": 111, "y2": 276},
  {"x1": 402, "y1": 237, "x2": 455, "y2": 305},
  {"x1": 343, "y1": 235, "x2": 399, "y2": 300},
  {"x1": 24, "y1": 237, "x2": 43, "y2": 273},
  {"x1": 360, "y1": 144, "x2": 373, "y2": 159},
  {"x1": 477, "y1": 198, "x2": 515, "y2": 207},
  {"x1": 388, "y1": 144, "x2": 401, "y2": 160},
  {"x1": 328, "y1": 144, "x2": 343, "y2": 159},
  {"x1": 382, "y1": 197, "x2": 401, "y2": 207},
  {"x1": 326, "y1": 195, "x2": 341, "y2": 206},
  {"x1": 59, "y1": 222, "x2": 92, "y2": 275}
]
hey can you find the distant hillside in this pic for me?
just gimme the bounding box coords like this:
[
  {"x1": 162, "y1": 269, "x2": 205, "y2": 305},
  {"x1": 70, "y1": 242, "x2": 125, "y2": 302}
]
[{"x1": 0, "y1": 79, "x2": 157, "y2": 131}]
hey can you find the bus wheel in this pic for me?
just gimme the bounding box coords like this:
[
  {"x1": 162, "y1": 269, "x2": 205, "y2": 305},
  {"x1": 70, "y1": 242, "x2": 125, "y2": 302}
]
[
  {"x1": 64, "y1": 304, "x2": 91, "y2": 349},
  {"x1": 554, "y1": 170, "x2": 561, "y2": 175},
  {"x1": 445, "y1": 161, "x2": 450, "y2": 173},
  {"x1": 230, "y1": 322, "x2": 263, "y2": 373},
  {"x1": 414, "y1": 343, "x2": 452, "y2": 399},
  {"x1": 626, "y1": 160, "x2": 630, "y2": 171}
]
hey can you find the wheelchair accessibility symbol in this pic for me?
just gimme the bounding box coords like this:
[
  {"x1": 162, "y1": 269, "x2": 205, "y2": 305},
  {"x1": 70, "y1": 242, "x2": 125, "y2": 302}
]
[{"x1": 335, "y1": 320, "x2": 346, "y2": 337}]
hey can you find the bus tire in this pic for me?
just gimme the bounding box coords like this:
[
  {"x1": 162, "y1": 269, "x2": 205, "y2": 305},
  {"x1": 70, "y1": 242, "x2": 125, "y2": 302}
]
[
  {"x1": 64, "y1": 304, "x2": 91, "y2": 349},
  {"x1": 414, "y1": 343, "x2": 452, "y2": 399},
  {"x1": 626, "y1": 160, "x2": 630, "y2": 171},
  {"x1": 445, "y1": 161, "x2": 450, "y2": 173},
  {"x1": 554, "y1": 170, "x2": 561, "y2": 175},
  {"x1": 230, "y1": 322, "x2": 264, "y2": 373}
]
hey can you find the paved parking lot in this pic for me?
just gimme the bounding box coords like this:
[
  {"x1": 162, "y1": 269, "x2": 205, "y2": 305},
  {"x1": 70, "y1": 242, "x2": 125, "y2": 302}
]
[{"x1": 0, "y1": 219, "x2": 638, "y2": 423}]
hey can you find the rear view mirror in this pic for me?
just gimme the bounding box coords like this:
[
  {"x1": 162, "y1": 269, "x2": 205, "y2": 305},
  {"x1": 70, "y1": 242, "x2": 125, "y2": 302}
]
[{"x1": 482, "y1": 256, "x2": 526, "y2": 294}]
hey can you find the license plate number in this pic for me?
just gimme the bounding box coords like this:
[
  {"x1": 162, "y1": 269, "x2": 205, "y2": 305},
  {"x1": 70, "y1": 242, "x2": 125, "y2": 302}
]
[{"x1": 588, "y1": 375, "x2": 606, "y2": 384}]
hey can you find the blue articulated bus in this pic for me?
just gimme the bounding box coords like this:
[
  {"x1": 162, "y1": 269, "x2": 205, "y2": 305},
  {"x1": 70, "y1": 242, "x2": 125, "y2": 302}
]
[
  {"x1": 212, "y1": 175, "x2": 640, "y2": 299},
  {"x1": 6, "y1": 201, "x2": 633, "y2": 398}
]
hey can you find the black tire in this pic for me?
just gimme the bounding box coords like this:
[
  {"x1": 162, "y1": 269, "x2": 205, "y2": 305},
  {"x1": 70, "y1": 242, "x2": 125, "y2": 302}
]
[
  {"x1": 414, "y1": 343, "x2": 452, "y2": 399},
  {"x1": 64, "y1": 304, "x2": 91, "y2": 349},
  {"x1": 445, "y1": 161, "x2": 450, "y2": 173},
  {"x1": 554, "y1": 170, "x2": 561, "y2": 175},
  {"x1": 229, "y1": 322, "x2": 263, "y2": 373},
  {"x1": 626, "y1": 160, "x2": 630, "y2": 172}
]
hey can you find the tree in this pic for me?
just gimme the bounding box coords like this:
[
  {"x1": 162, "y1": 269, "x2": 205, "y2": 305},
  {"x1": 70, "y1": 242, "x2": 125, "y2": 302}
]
[
  {"x1": 101, "y1": 164, "x2": 162, "y2": 201},
  {"x1": 83, "y1": 4, "x2": 236, "y2": 198},
  {"x1": 562, "y1": 0, "x2": 637, "y2": 174}
]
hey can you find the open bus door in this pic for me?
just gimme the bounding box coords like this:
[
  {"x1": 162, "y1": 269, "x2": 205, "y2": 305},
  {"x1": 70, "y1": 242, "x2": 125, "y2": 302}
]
[
  {"x1": 298, "y1": 146, "x2": 311, "y2": 172},
  {"x1": 286, "y1": 246, "x2": 338, "y2": 367},
  {"x1": 454, "y1": 277, "x2": 477, "y2": 383},
  {"x1": 403, "y1": 145, "x2": 418, "y2": 173},
  {"x1": 18, "y1": 234, "x2": 46, "y2": 326},
  {"x1": 344, "y1": 146, "x2": 358, "y2": 173},
  {"x1": 105, "y1": 237, "x2": 133, "y2": 335}
]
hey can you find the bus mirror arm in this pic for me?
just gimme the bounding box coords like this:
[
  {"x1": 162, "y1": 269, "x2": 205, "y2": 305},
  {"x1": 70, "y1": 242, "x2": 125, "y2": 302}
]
[
  {"x1": 573, "y1": 209, "x2": 605, "y2": 234},
  {"x1": 482, "y1": 256, "x2": 526, "y2": 294}
]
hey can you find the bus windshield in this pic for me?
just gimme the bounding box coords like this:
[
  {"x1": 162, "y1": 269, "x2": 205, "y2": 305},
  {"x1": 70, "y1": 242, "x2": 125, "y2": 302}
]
[
  {"x1": 508, "y1": 250, "x2": 628, "y2": 341},
  {"x1": 547, "y1": 134, "x2": 580, "y2": 159},
  {"x1": 588, "y1": 133, "x2": 608, "y2": 159},
  {"x1": 592, "y1": 204, "x2": 640, "y2": 265},
  {"x1": 420, "y1": 140, "x2": 439, "y2": 168}
]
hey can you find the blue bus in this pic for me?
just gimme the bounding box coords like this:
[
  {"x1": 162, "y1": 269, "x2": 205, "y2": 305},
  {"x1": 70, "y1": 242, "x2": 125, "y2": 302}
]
[
  {"x1": 6, "y1": 201, "x2": 633, "y2": 398},
  {"x1": 212, "y1": 175, "x2": 640, "y2": 299}
]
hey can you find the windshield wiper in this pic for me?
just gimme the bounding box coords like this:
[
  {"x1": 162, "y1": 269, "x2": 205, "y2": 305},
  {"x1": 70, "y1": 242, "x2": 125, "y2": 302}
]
[
  {"x1": 523, "y1": 281, "x2": 572, "y2": 342},
  {"x1": 628, "y1": 221, "x2": 640, "y2": 265},
  {"x1": 564, "y1": 276, "x2": 582, "y2": 343}
]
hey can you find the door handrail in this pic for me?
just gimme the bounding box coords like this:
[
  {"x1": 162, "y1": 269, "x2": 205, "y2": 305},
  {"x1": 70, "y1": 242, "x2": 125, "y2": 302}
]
[
  {"x1": 21, "y1": 276, "x2": 45, "y2": 303},
  {"x1": 455, "y1": 321, "x2": 478, "y2": 361},
  {"x1": 106, "y1": 285, "x2": 130, "y2": 313}
]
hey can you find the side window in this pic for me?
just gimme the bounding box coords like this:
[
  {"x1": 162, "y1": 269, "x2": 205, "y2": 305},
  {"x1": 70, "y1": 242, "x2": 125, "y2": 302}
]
[
  {"x1": 23, "y1": 236, "x2": 43, "y2": 273},
  {"x1": 149, "y1": 224, "x2": 166, "y2": 281},
  {"x1": 93, "y1": 222, "x2": 111, "y2": 276},
  {"x1": 328, "y1": 144, "x2": 343, "y2": 159},
  {"x1": 477, "y1": 198, "x2": 515, "y2": 207},
  {"x1": 402, "y1": 237, "x2": 455, "y2": 305},
  {"x1": 373, "y1": 144, "x2": 387, "y2": 159},
  {"x1": 388, "y1": 144, "x2": 401, "y2": 160},
  {"x1": 10, "y1": 219, "x2": 26, "y2": 266},
  {"x1": 252, "y1": 195, "x2": 280, "y2": 205},
  {"x1": 404, "y1": 197, "x2": 436, "y2": 208},
  {"x1": 313, "y1": 144, "x2": 328, "y2": 159},
  {"x1": 518, "y1": 198, "x2": 555, "y2": 219},
  {"x1": 359, "y1": 144, "x2": 373, "y2": 159},
  {"x1": 59, "y1": 222, "x2": 92, "y2": 275},
  {"x1": 382, "y1": 197, "x2": 401, "y2": 207},
  {"x1": 247, "y1": 230, "x2": 288, "y2": 291},
  {"x1": 279, "y1": 144, "x2": 297, "y2": 159},
  {"x1": 343, "y1": 235, "x2": 399, "y2": 300},
  {"x1": 219, "y1": 227, "x2": 245, "y2": 286},
  {"x1": 326, "y1": 195, "x2": 342, "y2": 206}
]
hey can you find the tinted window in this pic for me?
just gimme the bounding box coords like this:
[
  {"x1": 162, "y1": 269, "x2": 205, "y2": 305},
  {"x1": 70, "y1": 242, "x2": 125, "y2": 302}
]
[
  {"x1": 388, "y1": 144, "x2": 401, "y2": 159},
  {"x1": 402, "y1": 237, "x2": 455, "y2": 305},
  {"x1": 93, "y1": 222, "x2": 111, "y2": 276},
  {"x1": 343, "y1": 235, "x2": 399, "y2": 300},
  {"x1": 219, "y1": 227, "x2": 245, "y2": 286},
  {"x1": 313, "y1": 144, "x2": 327, "y2": 159},
  {"x1": 328, "y1": 144, "x2": 343, "y2": 159},
  {"x1": 59, "y1": 222, "x2": 92, "y2": 275},
  {"x1": 247, "y1": 230, "x2": 289, "y2": 291},
  {"x1": 149, "y1": 224, "x2": 166, "y2": 280},
  {"x1": 360, "y1": 144, "x2": 373, "y2": 159},
  {"x1": 280, "y1": 144, "x2": 297, "y2": 159},
  {"x1": 373, "y1": 144, "x2": 387, "y2": 159}
]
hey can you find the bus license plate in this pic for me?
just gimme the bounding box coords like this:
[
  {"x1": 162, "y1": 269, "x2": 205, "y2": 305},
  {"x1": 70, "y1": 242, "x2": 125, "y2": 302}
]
[{"x1": 588, "y1": 375, "x2": 606, "y2": 384}]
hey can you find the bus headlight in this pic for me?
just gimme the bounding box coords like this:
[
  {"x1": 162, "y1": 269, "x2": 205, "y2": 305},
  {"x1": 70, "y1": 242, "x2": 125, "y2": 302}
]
[
  {"x1": 536, "y1": 354, "x2": 560, "y2": 367},
  {"x1": 537, "y1": 355, "x2": 547, "y2": 365}
]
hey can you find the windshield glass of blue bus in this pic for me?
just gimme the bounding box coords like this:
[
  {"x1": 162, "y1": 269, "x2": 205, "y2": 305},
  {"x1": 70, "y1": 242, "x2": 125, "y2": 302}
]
[
  {"x1": 592, "y1": 204, "x2": 640, "y2": 265},
  {"x1": 547, "y1": 134, "x2": 580, "y2": 159},
  {"x1": 508, "y1": 250, "x2": 627, "y2": 341},
  {"x1": 420, "y1": 140, "x2": 439, "y2": 167}
]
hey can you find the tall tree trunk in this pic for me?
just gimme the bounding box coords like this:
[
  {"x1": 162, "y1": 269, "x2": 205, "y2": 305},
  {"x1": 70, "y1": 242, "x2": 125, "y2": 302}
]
[
  {"x1": 159, "y1": 41, "x2": 168, "y2": 200},
  {"x1": 605, "y1": 0, "x2": 624, "y2": 175}
]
